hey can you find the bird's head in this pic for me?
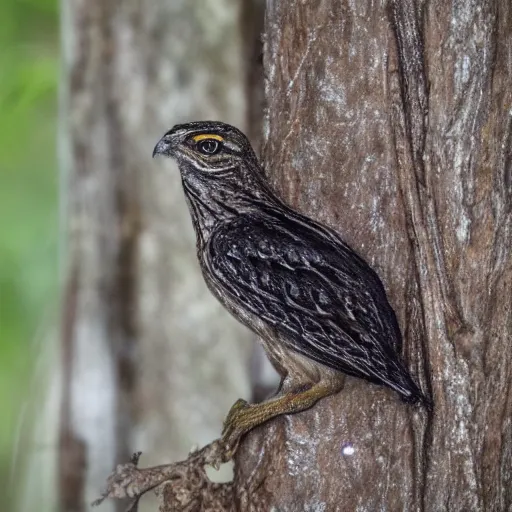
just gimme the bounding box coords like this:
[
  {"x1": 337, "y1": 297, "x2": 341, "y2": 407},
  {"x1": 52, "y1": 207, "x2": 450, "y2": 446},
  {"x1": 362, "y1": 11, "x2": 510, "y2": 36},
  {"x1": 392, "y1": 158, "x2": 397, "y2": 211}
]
[{"x1": 153, "y1": 121, "x2": 258, "y2": 173}]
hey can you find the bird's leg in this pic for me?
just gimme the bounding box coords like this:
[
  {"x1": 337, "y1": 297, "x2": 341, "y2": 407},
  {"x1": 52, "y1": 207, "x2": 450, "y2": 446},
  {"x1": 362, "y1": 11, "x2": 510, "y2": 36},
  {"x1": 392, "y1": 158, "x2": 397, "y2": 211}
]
[{"x1": 221, "y1": 378, "x2": 343, "y2": 459}]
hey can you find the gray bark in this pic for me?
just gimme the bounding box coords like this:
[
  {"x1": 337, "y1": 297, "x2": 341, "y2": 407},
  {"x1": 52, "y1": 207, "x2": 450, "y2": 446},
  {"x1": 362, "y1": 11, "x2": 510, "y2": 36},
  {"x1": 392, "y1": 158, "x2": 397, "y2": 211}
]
[
  {"x1": 58, "y1": 1, "x2": 256, "y2": 511},
  {"x1": 233, "y1": 1, "x2": 512, "y2": 510}
]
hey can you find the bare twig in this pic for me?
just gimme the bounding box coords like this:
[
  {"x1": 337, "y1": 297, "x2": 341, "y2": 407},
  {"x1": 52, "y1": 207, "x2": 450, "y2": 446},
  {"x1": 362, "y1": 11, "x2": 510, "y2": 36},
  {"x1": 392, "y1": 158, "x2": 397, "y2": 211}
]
[{"x1": 93, "y1": 440, "x2": 234, "y2": 512}]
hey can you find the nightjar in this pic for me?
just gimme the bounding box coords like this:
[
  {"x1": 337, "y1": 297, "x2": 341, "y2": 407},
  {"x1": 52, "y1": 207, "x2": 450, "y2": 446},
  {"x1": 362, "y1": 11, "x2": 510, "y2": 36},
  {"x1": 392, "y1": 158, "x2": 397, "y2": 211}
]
[{"x1": 153, "y1": 121, "x2": 429, "y2": 456}]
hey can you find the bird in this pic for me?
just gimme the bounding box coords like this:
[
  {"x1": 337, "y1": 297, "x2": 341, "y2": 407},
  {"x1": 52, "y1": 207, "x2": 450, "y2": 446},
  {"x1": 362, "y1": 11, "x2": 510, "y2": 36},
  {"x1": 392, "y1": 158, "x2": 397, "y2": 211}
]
[{"x1": 153, "y1": 120, "x2": 430, "y2": 457}]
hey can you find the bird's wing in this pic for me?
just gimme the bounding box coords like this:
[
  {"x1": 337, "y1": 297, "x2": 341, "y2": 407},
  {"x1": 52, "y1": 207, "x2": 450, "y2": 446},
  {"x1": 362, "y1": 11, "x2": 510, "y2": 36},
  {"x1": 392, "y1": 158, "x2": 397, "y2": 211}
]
[{"x1": 204, "y1": 212, "x2": 407, "y2": 389}]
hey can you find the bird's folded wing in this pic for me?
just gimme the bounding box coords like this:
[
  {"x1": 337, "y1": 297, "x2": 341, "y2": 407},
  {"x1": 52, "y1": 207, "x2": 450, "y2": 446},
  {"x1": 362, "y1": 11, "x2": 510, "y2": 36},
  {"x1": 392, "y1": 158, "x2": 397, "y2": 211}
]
[{"x1": 204, "y1": 214, "x2": 401, "y2": 382}]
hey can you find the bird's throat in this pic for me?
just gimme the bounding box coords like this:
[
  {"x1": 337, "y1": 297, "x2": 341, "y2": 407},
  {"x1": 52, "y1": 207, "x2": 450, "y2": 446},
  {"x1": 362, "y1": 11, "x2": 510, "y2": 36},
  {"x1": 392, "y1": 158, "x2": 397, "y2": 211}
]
[{"x1": 180, "y1": 167, "x2": 276, "y2": 249}]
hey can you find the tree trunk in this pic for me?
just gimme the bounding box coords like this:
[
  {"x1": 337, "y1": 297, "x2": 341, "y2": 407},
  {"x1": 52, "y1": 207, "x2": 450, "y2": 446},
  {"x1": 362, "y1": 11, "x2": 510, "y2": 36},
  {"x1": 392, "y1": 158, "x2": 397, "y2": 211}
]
[
  {"x1": 233, "y1": 0, "x2": 512, "y2": 510},
  {"x1": 58, "y1": 2, "x2": 259, "y2": 511}
]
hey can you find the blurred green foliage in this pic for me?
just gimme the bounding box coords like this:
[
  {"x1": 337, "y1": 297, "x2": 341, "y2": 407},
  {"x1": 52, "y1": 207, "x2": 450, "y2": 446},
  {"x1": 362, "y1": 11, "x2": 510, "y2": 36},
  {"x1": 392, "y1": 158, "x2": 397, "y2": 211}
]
[{"x1": 0, "y1": 0, "x2": 58, "y2": 502}]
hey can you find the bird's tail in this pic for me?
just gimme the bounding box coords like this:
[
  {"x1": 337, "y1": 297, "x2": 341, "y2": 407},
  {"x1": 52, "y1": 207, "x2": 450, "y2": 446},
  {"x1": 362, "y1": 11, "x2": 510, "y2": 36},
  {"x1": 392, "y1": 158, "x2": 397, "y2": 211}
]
[
  {"x1": 400, "y1": 387, "x2": 433, "y2": 412},
  {"x1": 384, "y1": 361, "x2": 433, "y2": 412}
]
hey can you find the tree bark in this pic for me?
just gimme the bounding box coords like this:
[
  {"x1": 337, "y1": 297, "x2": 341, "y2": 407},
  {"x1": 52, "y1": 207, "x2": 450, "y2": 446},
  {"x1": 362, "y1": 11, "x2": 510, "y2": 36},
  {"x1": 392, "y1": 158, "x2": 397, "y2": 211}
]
[
  {"x1": 232, "y1": 0, "x2": 512, "y2": 510},
  {"x1": 58, "y1": 2, "x2": 258, "y2": 511}
]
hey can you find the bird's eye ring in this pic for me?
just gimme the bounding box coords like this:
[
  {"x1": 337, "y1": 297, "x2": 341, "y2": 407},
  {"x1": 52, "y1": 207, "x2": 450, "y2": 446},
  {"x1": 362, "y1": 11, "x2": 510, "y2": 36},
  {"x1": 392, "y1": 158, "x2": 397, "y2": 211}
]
[{"x1": 197, "y1": 138, "x2": 221, "y2": 155}]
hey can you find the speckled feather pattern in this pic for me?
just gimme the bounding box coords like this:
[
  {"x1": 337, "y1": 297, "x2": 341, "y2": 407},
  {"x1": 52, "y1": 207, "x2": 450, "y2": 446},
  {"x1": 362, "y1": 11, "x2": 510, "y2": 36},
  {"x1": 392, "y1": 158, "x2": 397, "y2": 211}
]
[{"x1": 154, "y1": 120, "x2": 427, "y2": 406}]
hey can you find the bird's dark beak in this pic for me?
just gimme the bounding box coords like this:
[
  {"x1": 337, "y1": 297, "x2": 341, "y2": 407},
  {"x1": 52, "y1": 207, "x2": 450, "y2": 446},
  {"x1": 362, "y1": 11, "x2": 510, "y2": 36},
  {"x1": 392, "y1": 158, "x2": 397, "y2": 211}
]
[{"x1": 152, "y1": 135, "x2": 174, "y2": 158}]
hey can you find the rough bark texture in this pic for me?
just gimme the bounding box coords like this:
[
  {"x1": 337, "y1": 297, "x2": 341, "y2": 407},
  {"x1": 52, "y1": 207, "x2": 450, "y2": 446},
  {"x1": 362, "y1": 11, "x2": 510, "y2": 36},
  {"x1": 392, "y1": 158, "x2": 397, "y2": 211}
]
[
  {"x1": 58, "y1": 2, "x2": 258, "y2": 511},
  {"x1": 231, "y1": 0, "x2": 512, "y2": 510}
]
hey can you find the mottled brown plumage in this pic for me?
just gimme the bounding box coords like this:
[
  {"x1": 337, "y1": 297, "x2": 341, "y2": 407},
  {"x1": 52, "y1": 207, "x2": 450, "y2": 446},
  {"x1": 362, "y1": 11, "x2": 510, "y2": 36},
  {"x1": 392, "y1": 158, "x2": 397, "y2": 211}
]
[{"x1": 153, "y1": 121, "x2": 429, "y2": 456}]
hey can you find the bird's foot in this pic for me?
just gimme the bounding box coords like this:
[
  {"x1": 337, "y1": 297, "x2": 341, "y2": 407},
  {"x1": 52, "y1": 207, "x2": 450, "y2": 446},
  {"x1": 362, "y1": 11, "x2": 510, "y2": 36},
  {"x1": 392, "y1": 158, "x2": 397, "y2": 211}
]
[
  {"x1": 223, "y1": 398, "x2": 250, "y2": 432},
  {"x1": 221, "y1": 398, "x2": 256, "y2": 460}
]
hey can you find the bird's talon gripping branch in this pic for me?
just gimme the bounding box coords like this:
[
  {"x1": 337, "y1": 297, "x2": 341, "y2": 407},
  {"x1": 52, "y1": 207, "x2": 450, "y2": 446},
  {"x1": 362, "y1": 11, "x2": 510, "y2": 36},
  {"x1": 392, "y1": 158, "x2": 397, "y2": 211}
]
[
  {"x1": 221, "y1": 399, "x2": 260, "y2": 459},
  {"x1": 231, "y1": 398, "x2": 249, "y2": 412},
  {"x1": 220, "y1": 398, "x2": 272, "y2": 460},
  {"x1": 222, "y1": 399, "x2": 250, "y2": 435}
]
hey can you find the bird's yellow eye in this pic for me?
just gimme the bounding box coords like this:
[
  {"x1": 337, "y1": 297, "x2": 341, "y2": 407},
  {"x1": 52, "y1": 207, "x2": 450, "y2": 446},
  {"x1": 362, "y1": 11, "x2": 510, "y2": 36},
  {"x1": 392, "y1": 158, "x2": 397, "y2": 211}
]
[
  {"x1": 192, "y1": 134, "x2": 224, "y2": 142},
  {"x1": 197, "y1": 138, "x2": 222, "y2": 155}
]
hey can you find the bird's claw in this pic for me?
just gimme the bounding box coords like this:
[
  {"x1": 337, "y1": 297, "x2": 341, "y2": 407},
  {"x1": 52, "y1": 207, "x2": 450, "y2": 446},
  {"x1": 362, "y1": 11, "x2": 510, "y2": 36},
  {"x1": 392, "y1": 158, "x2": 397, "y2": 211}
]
[
  {"x1": 219, "y1": 398, "x2": 252, "y2": 460},
  {"x1": 222, "y1": 398, "x2": 249, "y2": 431}
]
